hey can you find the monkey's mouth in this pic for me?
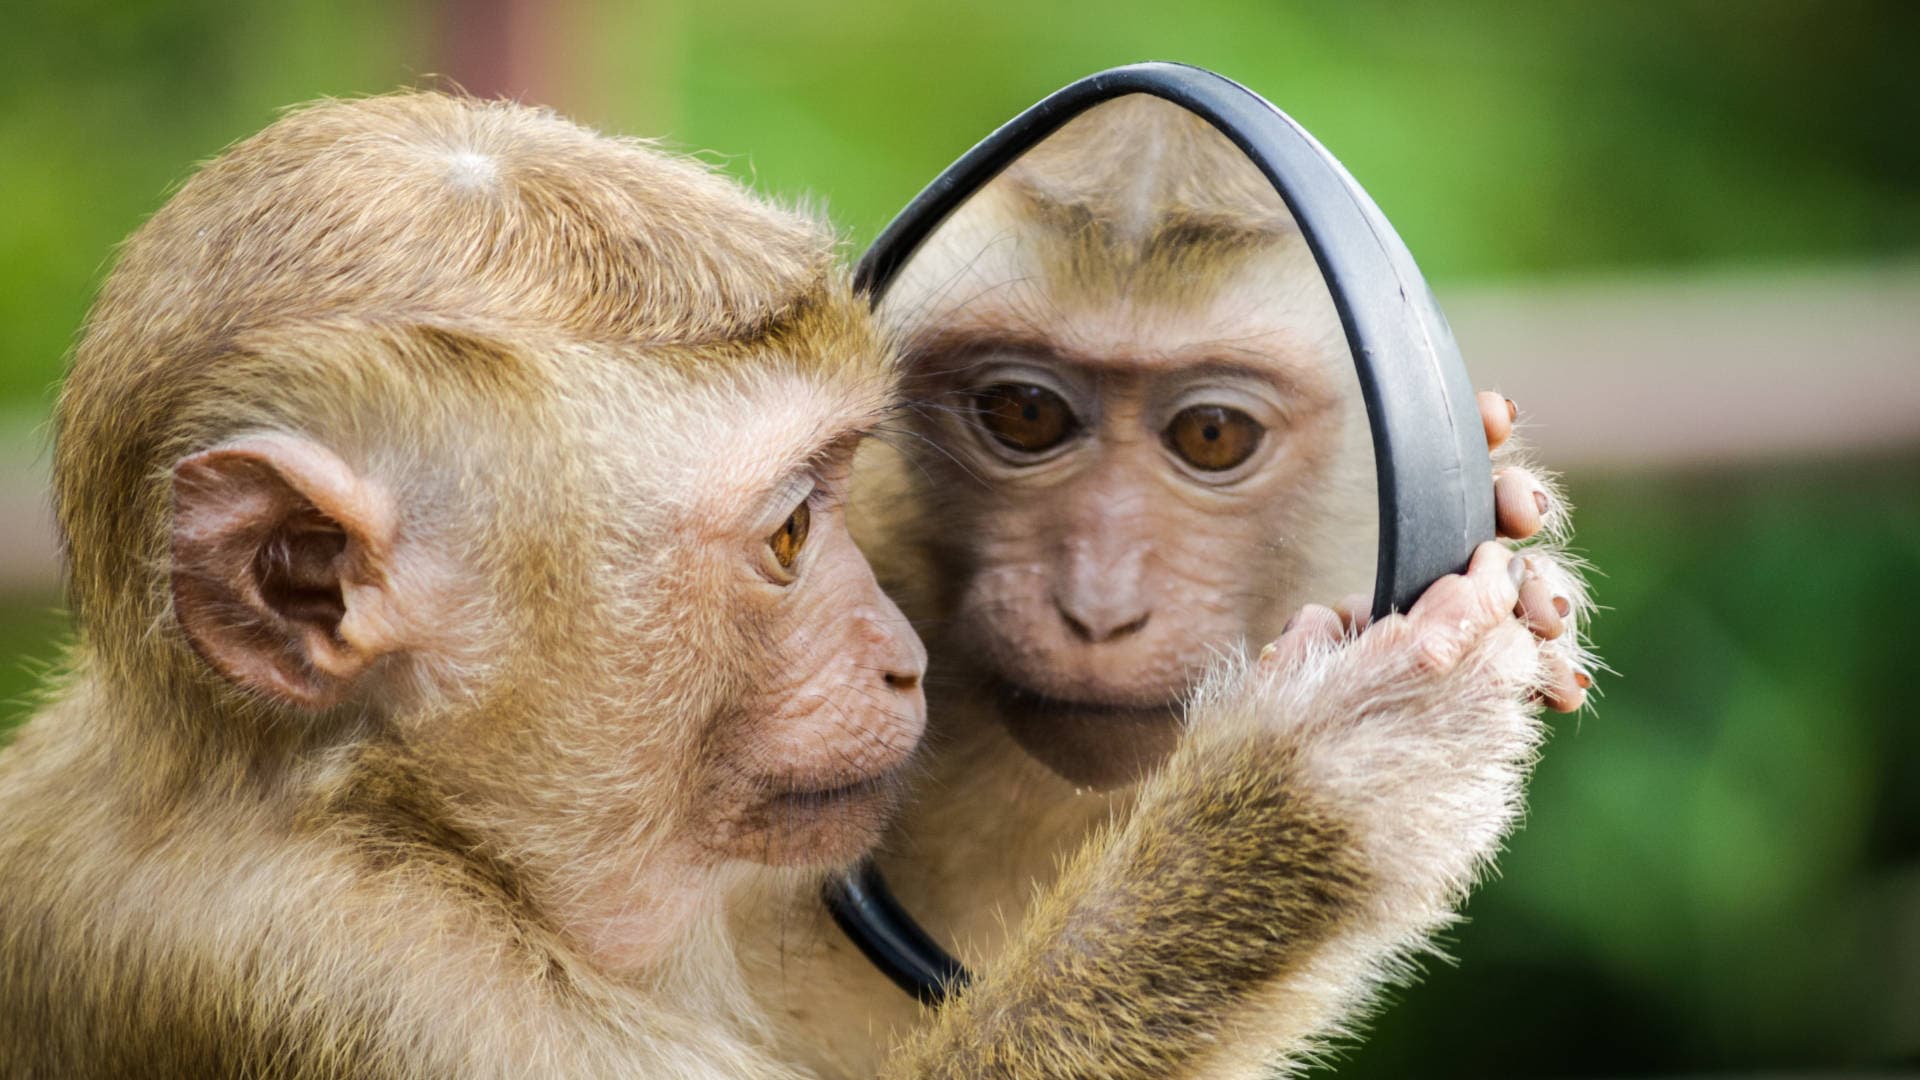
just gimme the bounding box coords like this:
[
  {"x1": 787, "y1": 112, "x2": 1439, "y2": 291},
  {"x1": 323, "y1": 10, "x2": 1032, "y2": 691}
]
[
  {"x1": 768, "y1": 767, "x2": 904, "y2": 809},
  {"x1": 990, "y1": 675, "x2": 1187, "y2": 727},
  {"x1": 990, "y1": 678, "x2": 1183, "y2": 790},
  {"x1": 712, "y1": 761, "x2": 914, "y2": 866}
]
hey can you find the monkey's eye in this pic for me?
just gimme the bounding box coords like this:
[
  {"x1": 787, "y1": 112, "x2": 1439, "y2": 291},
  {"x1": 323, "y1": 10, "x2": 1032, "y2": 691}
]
[
  {"x1": 768, "y1": 500, "x2": 810, "y2": 570},
  {"x1": 971, "y1": 382, "x2": 1078, "y2": 455},
  {"x1": 1164, "y1": 404, "x2": 1264, "y2": 472}
]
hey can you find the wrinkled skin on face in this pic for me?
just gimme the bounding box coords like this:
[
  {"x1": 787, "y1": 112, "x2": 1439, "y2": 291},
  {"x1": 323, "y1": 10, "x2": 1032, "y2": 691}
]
[
  {"x1": 500, "y1": 360, "x2": 933, "y2": 919},
  {"x1": 687, "y1": 439, "x2": 930, "y2": 865}
]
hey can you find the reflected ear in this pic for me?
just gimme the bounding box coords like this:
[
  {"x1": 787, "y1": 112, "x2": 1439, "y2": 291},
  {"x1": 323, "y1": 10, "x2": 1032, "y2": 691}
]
[{"x1": 170, "y1": 433, "x2": 399, "y2": 708}]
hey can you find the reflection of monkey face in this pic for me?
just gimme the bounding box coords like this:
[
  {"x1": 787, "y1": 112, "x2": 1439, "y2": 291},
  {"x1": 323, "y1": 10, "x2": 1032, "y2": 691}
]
[
  {"x1": 893, "y1": 242, "x2": 1370, "y2": 789},
  {"x1": 874, "y1": 96, "x2": 1379, "y2": 789}
]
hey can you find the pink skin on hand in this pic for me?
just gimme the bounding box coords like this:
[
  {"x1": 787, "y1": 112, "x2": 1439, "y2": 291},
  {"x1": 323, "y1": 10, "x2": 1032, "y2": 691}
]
[{"x1": 1261, "y1": 391, "x2": 1587, "y2": 713}]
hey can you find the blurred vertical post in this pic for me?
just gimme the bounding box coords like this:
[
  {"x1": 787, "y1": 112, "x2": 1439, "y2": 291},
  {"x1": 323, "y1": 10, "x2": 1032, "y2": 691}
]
[
  {"x1": 436, "y1": 0, "x2": 575, "y2": 109},
  {"x1": 432, "y1": 0, "x2": 679, "y2": 134}
]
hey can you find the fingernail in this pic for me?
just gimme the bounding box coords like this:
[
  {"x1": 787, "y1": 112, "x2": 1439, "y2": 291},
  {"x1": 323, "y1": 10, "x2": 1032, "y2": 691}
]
[
  {"x1": 1505, "y1": 398, "x2": 1518, "y2": 421},
  {"x1": 1553, "y1": 595, "x2": 1571, "y2": 617},
  {"x1": 1507, "y1": 557, "x2": 1527, "y2": 589},
  {"x1": 1532, "y1": 490, "x2": 1550, "y2": 516},
  {"x1": 1259, "y1": 641, "x2": 1278, "y2": 661},
  {"x1": 1574, "y1": 669, "x2": 1592, "y2": 689}
]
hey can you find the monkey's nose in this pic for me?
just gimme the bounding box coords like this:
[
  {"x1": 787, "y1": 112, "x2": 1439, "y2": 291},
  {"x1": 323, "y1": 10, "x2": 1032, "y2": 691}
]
[
  {"x1": 1056, "y1": 601, "x2": 1152, "y2": 645},
  {"x1": 869, "y1": 615, "x2": 927, "y2": 696}
]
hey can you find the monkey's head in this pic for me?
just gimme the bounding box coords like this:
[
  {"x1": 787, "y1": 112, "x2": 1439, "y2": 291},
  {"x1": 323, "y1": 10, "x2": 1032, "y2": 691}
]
[
  {"x1": 876, "y1": 95, "x2": 1376, "y2": 788},
  {"x1": 54, "y1": 94, "x2": 925, "y2": 962}
]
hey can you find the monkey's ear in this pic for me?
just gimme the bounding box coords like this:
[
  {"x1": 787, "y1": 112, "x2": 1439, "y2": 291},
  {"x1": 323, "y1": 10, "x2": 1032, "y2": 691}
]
[{"x1": 170, "y1": 434, "x2": 401, "y2": 708}]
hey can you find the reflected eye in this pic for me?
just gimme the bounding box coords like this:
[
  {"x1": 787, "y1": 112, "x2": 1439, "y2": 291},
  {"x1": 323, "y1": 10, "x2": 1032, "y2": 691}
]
[
  {"x1": 1165, "y1": 404, "x2": 1264, "y2": 472},
  {"x1": 971, "y1": 382, "x2": 1078, "y2": 455},
  {"x1": 768, "y1": 500, "x2": 810, "y2": 570}
]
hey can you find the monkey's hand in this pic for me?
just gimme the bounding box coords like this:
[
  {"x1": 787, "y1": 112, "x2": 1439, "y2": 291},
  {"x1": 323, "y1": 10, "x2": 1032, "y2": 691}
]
[
  {"x1": 880, "y1": 540, "x2": 1588, "y2": 1080},
  {"x1": 1323, "y1": 389, "x2": 1593, "y2": 711},
  {"x1": 1249, "y1": 539, "x2": 1553, "y2": 911},
  {"x1": 1479, "y1": 388, "x2": 1594, "y2": 710}
]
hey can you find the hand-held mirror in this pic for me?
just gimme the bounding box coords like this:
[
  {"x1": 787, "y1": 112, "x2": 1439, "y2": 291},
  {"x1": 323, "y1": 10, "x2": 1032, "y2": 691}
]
[{"x1": 827, "y1": 61, "x2": 1494, "y2": 1004}]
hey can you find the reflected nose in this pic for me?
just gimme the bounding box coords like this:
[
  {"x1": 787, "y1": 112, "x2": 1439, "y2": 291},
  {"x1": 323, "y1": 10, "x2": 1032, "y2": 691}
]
[
  {"x1": 1054, "y1": 532, "x2": 1152, "y2": 645},
  {"x1": 1054, "y1": 598, "x2": 1152, "y2": 644}
]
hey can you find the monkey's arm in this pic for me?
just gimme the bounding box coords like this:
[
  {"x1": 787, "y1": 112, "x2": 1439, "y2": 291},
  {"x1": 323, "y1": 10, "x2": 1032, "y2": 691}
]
[{"x1": 880, "y1": 538, "x2": 1589, "y2": 1080}]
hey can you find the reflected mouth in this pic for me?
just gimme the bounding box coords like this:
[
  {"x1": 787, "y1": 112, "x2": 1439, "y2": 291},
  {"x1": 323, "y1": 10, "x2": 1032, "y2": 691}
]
[
  {"x1": 990, "y1": 676, "x2": 1185, "y2": 790},
  {"x1": 990, "y1": 678, "x2": 1177, "y2": 723}
]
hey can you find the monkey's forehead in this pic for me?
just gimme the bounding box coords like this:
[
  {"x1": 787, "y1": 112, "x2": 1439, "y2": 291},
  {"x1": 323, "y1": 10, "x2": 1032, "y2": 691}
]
[
  {"x1": 999, "y1": 93, "x2": 1295, "y2": 235},
  {"x1": 92, "y1": 93, "x2": 840, "y2": 356},
  {"x1": 569, "y1": 360, "x2": 892, "y2": 510},
  {"x1": 882, "y1": 215, "x2": 1341, "y2": 382},
  {"x1": 881, "y1": 179, "x2": 1309, "y2": 314}
]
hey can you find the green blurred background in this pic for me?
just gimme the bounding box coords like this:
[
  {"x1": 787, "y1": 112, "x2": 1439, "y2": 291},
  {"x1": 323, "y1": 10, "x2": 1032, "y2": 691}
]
[{"x1": 2, "y1": 1, "x2": 1915, "y2": 1075}]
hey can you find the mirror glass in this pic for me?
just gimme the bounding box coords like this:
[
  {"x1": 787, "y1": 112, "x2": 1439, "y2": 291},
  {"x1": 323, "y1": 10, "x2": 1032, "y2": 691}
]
[{"x1": 859, "y1": 94, "x2": 1379, "y2": 800}]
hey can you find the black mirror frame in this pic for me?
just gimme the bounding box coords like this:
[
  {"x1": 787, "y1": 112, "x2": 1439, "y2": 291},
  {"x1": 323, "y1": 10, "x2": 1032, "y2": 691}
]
[{"x1": 827, "y1": 61, "x2": 1494, "y2": 1005}]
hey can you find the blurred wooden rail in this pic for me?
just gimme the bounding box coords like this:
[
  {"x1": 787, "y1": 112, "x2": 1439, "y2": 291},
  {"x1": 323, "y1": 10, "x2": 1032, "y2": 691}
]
[
  {"x1": 1450, "y1": 261, "x2": 1920, "y2": 470},
  {"x1": 1, "y1": 263, "x2": 1915, "y2": 593}
]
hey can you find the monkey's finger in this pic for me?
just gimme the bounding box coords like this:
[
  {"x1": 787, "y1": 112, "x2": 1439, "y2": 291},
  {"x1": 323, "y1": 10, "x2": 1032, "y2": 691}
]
[
  {"x1": 1409, "y1": 542, "x2": 1513, "y2": 627},
  {"x1": 1478, "y1": 390, "x2": 1516, "y2": 451},
  {"x1": 1403, "y1": 542, "x2": 1519, "y2": 674},
  {"x1": 1494, "y1": 468, "x2": 1548, "y2": 540},
  {"x1": 1464, "y1": 540, "x2": 1524, "y2": 625},
  {"x1": 1469, "y1": 538, "x2": 1521, "y2": 590},
  {"x1": 1332, "y1": 592, "x2": 1373, "y2": 633},
  {"x1": 1259, "y1": 604, "x2": 1345, "y2": 672},
  {"x1": 1517, "y1": 576, "x2": 1566, "y2": 641},
  {"x1": 1537, "y1": 649, "x2": 1586, "y2": 713}
]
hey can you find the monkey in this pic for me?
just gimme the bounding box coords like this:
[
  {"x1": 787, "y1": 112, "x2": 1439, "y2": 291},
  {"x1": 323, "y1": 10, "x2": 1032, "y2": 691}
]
[
  {"x1": 0, "y1": 90, "x2": 940, "y2": 1078},
  {"x1": 737, "y1": 93, "x2": 1598, "y2": 1078},
  {"x1": 0, "y1": 91, "x2": 1580, "y2": 1080}
]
